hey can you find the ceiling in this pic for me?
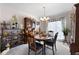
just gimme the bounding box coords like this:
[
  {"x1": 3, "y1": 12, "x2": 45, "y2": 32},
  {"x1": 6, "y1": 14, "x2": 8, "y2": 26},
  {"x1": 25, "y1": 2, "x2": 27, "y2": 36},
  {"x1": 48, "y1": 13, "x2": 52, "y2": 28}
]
[{"x1": 1, "y1": 3, "x2": 74, "y2": 19}]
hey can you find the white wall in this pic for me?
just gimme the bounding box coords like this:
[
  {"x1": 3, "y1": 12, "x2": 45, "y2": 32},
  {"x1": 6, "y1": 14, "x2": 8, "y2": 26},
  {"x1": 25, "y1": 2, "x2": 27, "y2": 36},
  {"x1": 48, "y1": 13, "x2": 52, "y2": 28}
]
[
  {"x1": 0, "y1": 4, "x2": 28, "y2": 28},
  {"x1": 0, "y1": 4, "x2": 2, "y2": 22}
]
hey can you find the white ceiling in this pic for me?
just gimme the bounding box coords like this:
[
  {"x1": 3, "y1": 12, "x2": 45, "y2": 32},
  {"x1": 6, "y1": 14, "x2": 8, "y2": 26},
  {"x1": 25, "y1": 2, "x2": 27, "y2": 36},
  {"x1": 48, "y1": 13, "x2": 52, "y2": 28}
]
[{"x1": 1, "y1": 3, "x2": 74, "y2": 18}]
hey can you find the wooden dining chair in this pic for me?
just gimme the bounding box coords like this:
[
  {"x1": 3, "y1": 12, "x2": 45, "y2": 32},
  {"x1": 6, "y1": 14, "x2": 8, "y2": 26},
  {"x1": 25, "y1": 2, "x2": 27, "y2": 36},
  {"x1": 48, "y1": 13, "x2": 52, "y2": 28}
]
[
  {"x1": 27, "y1": 31, "x2": 43, "y2": 55},
  {"x1": 45, "y1": 32, "x2": 58, "y2": 55}
]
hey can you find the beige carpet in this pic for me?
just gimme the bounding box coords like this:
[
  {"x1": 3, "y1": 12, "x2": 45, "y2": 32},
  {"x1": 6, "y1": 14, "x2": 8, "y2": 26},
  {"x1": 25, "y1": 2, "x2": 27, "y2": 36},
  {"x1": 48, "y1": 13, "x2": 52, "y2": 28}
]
[{"x1": 1, "y1": 41, "x2": 70, "y2": 55}]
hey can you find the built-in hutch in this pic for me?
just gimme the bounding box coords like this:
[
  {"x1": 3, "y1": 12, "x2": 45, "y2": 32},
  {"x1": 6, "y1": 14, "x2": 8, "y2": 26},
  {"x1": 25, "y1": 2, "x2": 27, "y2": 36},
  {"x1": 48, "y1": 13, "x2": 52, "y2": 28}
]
[{"x1": 70, "y1": 3, "x2": 79, "y2": 54}]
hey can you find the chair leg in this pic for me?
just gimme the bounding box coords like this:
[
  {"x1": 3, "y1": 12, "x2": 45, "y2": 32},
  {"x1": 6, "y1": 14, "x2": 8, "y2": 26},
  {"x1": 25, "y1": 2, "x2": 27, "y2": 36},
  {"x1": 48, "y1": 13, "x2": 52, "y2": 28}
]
[
  {"x1": 28, "y1": 47, "x2": 30, "y2": 55},
  {"x1": 55, "y1": 44, "x2": 57, "y2": 51},
  {"x1": 42, "y1": 48, "x2": 43, "y2": 55},
  {"x1": 35, "y1": 52, "x2": 37, "y2": 55},
  {"x1": 52, "y1": 46, "x2": 55, "y2": 55}
]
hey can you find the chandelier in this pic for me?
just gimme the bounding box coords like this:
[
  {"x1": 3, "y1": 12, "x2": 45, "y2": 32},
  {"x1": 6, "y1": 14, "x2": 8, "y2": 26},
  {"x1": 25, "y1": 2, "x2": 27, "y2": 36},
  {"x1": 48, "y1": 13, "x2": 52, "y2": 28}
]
[{"x1": 40, "y1": 7, "x2": 49, "y2": 22}]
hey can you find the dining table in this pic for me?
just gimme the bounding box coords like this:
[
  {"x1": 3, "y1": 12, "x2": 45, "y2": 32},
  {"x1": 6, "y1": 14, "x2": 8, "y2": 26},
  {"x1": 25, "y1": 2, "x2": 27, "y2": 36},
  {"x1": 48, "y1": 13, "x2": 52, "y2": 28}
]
[{"x1": 34, "y1": 35, "x2": 53, "y2": 55}]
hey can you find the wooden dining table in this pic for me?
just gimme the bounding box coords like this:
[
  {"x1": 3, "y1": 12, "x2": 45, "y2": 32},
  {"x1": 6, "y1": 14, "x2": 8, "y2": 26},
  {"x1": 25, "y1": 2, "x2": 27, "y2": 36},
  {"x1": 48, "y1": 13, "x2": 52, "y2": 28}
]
[{"x1": 34, "y1": 35, "x2": 53, "y2": 55}]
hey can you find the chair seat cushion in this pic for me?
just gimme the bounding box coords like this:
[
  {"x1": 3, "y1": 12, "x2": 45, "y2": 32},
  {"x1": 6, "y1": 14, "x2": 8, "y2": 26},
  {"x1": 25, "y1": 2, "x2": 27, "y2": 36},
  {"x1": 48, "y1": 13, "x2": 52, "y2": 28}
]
[
  {"x1": 35, "y1": 42, "x2": 43, "y2": 50},
  {"x1": 45, "y1": 40, "x2": 54, "y2": 46},
  {"x1": 30, "y1": 42, "x2": 43, "y2": 51},
  {"x1": 45, "y1": 39, "x2": 53, "y2": 42}
]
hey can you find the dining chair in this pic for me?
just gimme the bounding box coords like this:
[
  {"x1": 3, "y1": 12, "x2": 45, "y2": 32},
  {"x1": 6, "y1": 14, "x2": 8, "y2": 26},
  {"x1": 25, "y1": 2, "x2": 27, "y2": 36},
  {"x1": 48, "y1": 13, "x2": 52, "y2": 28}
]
[
  {"x1": 45, "y1": 32, "x2": 58, "y2": 55},
  {"x1": 27, "y1": 31, "x2": 43, "y2": 55},
  {"x1": 48, "y1": 31, "x2": 54, "y2": 37}
]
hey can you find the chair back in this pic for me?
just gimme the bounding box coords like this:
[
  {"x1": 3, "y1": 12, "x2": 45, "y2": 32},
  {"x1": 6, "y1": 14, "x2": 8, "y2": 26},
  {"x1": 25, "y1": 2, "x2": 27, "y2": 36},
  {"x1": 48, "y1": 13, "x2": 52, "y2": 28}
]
[
  {"x1": 27, "y1": 31, "x2": 36, "y2": 51},
  {"x1": 48, "y1": 31, "x2": 53, "y2": 37},
  {"x1": 53, "y1": 32, "x2": 58, "y2": 44}
]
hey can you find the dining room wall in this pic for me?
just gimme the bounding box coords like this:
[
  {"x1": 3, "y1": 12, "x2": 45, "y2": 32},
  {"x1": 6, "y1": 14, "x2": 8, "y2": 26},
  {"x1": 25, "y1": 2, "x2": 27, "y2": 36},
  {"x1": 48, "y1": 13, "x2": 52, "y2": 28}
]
[
  {"x1": 0, "y1": 4, "x2": 39, "y2": 29},
  {"x1": 0, "y1": 4, "x2": 2, "y2": 22},
  {"x1": 0, "y1": 4, "x2": 27, "y2": 29}
]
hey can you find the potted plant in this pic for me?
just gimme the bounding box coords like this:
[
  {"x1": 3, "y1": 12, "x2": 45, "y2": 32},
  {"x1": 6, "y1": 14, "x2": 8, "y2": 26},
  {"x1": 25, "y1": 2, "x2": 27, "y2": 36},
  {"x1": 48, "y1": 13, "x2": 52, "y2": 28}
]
[{"x1": 62, "y1": 27, "x2": 70, "y2": 43}]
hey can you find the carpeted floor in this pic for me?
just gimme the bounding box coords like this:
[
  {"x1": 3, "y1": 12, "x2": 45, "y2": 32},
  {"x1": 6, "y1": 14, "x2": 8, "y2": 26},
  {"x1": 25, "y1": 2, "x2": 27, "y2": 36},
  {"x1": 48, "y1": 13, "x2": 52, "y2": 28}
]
[{"x1": 1, "y1": 41, "x2": 70, "y2": 55}]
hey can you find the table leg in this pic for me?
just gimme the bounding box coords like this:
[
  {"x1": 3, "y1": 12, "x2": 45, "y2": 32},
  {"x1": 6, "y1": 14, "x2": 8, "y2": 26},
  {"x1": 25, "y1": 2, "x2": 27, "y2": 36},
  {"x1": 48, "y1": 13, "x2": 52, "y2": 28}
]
[{"x1": 43, "y1": 41, "x2": 46, "y2": 55}]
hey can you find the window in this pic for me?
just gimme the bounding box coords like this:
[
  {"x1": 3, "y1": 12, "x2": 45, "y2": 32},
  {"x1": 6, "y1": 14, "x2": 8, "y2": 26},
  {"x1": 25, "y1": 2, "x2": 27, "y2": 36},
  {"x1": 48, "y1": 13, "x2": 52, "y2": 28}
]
[{"x1": 47, "y1": 21, "x2": 64, "y2": 40}]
